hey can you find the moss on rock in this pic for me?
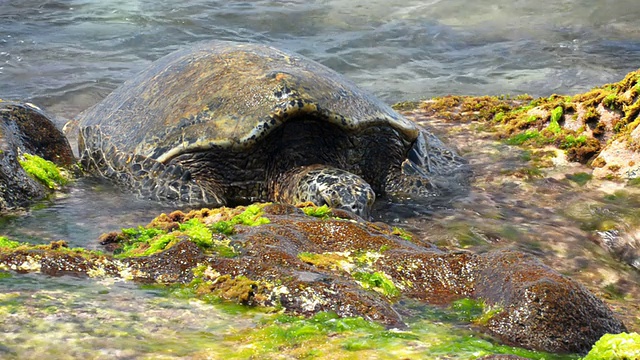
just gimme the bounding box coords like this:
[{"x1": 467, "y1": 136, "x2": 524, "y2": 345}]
[
  {"x1": 583, "y1": 332, "x2": 640, "y2": 360},
  {"x1": 0, "y1": 203, "x2": 627, "y2": 354},
  {"x1": 18, "y1": 153, "x2": 69, "y2": 189},
  {"x1": 405, "y1": 69, "x2": 640, "y2": 172}
]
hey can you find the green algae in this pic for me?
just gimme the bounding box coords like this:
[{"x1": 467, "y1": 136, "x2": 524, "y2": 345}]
[
  {"x1": 548, "y1": 106, "x2": 563, "y2": 134},
  {"x1": 418, "y1": 70, "x2": 640, "y2": 167},
  {"x1": 0, "y1": 237, "x2": 103, "y2": 262},
  {"x1": 449, "y1": 298, "x2": 502, "y2": 325},
  {"x1": 0, "y1": 236, "x2": 21, "y2": 249},
  {"x1": 211, "y1": 204, "x2": 270, "y2": 235},
  {"x1": 0, "y1": 248, "x2": 582, "y2": 360},
  {"x1": 221, "y1": 308, "x2": 578, "y2": 360},
  {"x1": 562, "y1": 134, "x2": 587, "y2": 148},
  {"x1": 18, "y1": 153, "x2": 69, "y2": 189},
  {"x1": 114, "y1": 207, "x2": 272, "y2": 258},
  {"x1": 602, "y1": 284, "x2": 627, "y2": 300},
  {"x1": 391, "y1": 100, "x2": 420, "y2": 111},
  {"x1": 301, "y1": 204, "x2": 333, "y2": 218},
  {"x1": 297, "y1": 250, "x2": 399, "y2": 298},
  {"x1": 352, "y1": 271, "x2": 400, "y2": 298},
  {"x1": 505, "y1": 129, "x2": 544, "y2": 145},
  {"x1": 583, "y1": 332, "x2": 640, "y2": 360},
  {"x1": 116, "y1": 226, "x2": 172, "y2": 257}
]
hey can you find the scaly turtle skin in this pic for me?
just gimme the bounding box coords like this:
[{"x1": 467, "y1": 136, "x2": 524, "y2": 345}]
[{"x1": 73, "y1": 41, "x2": 469, "y2": 216}]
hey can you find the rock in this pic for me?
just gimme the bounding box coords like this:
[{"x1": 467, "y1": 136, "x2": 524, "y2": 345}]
[
  {"x1": 0, "y1": 101, "x2": 74, "y2": 211},
  {"x1": 0, "y1": 203, "x2": 627, "y2": 353},
  {"x1": 474, "y1": 250, "x2": 627, "y2": 354}
]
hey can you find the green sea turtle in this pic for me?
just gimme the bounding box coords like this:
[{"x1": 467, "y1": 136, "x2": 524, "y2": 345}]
[{"x1": 71, "y1": 41, "x2": 469, "y2": 217}]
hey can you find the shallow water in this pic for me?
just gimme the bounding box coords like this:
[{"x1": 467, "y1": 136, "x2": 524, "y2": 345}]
[
  {"x1": 0, "y1": 178, "x2": 172, "y2": 250},
  {"x1": 1, "y1": 1, "x2": 640, "y2": 358}
]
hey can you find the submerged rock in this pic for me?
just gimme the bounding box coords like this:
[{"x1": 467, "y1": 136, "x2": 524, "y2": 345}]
[
  {"x1": 0, "y1": 100, "x2": 74, "y2": 211},
  {"x1": 0, "y1": 203, "x2": 626, "y2": 354}
]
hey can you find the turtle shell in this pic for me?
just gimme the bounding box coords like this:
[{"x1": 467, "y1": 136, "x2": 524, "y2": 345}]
[{"x1": 76, "y1": 41, "x2": 419, "y2": 164}]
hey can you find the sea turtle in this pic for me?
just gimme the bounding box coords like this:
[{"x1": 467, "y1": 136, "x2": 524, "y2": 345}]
[{"x1": 71, "y1": 41, "x2": 469, "y2": 217}]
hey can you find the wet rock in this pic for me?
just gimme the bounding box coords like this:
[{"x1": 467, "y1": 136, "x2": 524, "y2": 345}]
[
  {"x1": 0, "y1": 203, "x2": 627, "y2": 353},
  {"x1": 0, "y1": 101, "x2": 74, "y2": 211},
  {"x1": 474, "y1": 250, "x2": 627, "y2": 354}
]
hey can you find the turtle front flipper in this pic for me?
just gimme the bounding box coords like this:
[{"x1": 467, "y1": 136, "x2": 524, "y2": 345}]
[
  {"x1": 271, "y1": 164, "x2": 375, "y2": 218},
  {"x1": 385, "y1": 130, "x2": 471, "y2": 200},
  {"x1": 78, "y1": 125, "x2": 226, "y2": 206}
]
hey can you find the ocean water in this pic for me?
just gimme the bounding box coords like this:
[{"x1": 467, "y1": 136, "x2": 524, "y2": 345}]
[{"x1": 1, "y1": 0, "x2": 639, "y2": 121}]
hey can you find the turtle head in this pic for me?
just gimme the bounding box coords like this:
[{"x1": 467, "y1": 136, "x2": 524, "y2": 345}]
[{"x1": 271, "y1": 164, "x2": 375, "y2": 218}]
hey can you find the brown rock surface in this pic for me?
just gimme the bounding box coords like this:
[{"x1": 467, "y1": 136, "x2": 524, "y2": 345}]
[{"x1": 0, "y1": 203, "x2": 626, "y2": 353}]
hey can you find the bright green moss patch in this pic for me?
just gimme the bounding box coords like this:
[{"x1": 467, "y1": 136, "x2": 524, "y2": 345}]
[
  {"x1": 301, "y1": 204, "x2": 333, "y2": 218},
  {"x1": 298, "y1": 250, "x2": 387, "y2": 278},
  {"x1": 229, "y1": 204, "x2": 270, "y2": 227},
  {"x1": 227, "y1": 311, "x2": 386, "y2": 358},
  {"x1": 583, "y1": 332, "x2": 640, "y2": 360},
  {"x1": 179, "y1": 218, "x2": 214, "y2": 248},
  {"x1": 0, "y1": 271, "x2": 11, "y2": 279},
  {"x1": 449, "y1": 298, "x2": 502, "y2": 325},
  {"x1": 211, "y1": 204, "x2": 270, "y2": 235},
  {"x1": 561, "y1": 134, "x2": 587, "y2": 148},
  {"x1": 505, "y1": 129, "x2": 544, "y2": 145},
  {"x1": 548, "y1": 106, "x2": 563, "y2": 134},
  {"x1": 353, "y1": 271, "x2": 400, "y2": 298},
  {"x1": 603, "y1": 93, "x2": 618, "y2": 109},
  {"x1": 18, "y1": 153, "x2": 68, "y2": 189},
  {"x1": 116, "y1": 227, "x2": 172, "y2": 257},
  {"x1": 116, "y1": 219, "x2": 237, "y2": 258},
  {"x1": 114, "y1": 205, "x2": 272, "y2": 258},
  {"x1": 0, "y1": 236, "x2": 21, "y2": 249},
  {"x1": 450, "y1": 298, "x2": 484, "y2": 322}
]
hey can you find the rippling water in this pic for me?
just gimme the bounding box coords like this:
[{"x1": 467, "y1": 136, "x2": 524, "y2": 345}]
[{"x1": 1, "y1": 0, "x2": 640, "y2": 121}]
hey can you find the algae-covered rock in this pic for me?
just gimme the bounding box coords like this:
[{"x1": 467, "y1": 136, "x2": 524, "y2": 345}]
[
  {"x1": 0, "y1": 100, "x2": 74, "y2": 211},
  {"x1": 0, "y1": 203, "x2": 626, "y2": 354},
  {"x1": 402, "y1": 69, "x2": 640, "y2": 179}
]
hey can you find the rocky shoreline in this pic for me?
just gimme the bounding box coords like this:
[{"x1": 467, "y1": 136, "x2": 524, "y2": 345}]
[
  {"x1": 2, "y1": 69, "x2": 640, "y2": 358},
  {"x1": 0, "y1": 203, "x2": 627, "y2": 354}
]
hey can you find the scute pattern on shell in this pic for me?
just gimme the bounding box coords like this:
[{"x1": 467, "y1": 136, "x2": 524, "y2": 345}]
[{"x1": 77, "y1": 41, "x2": 419, "y2": 163}]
